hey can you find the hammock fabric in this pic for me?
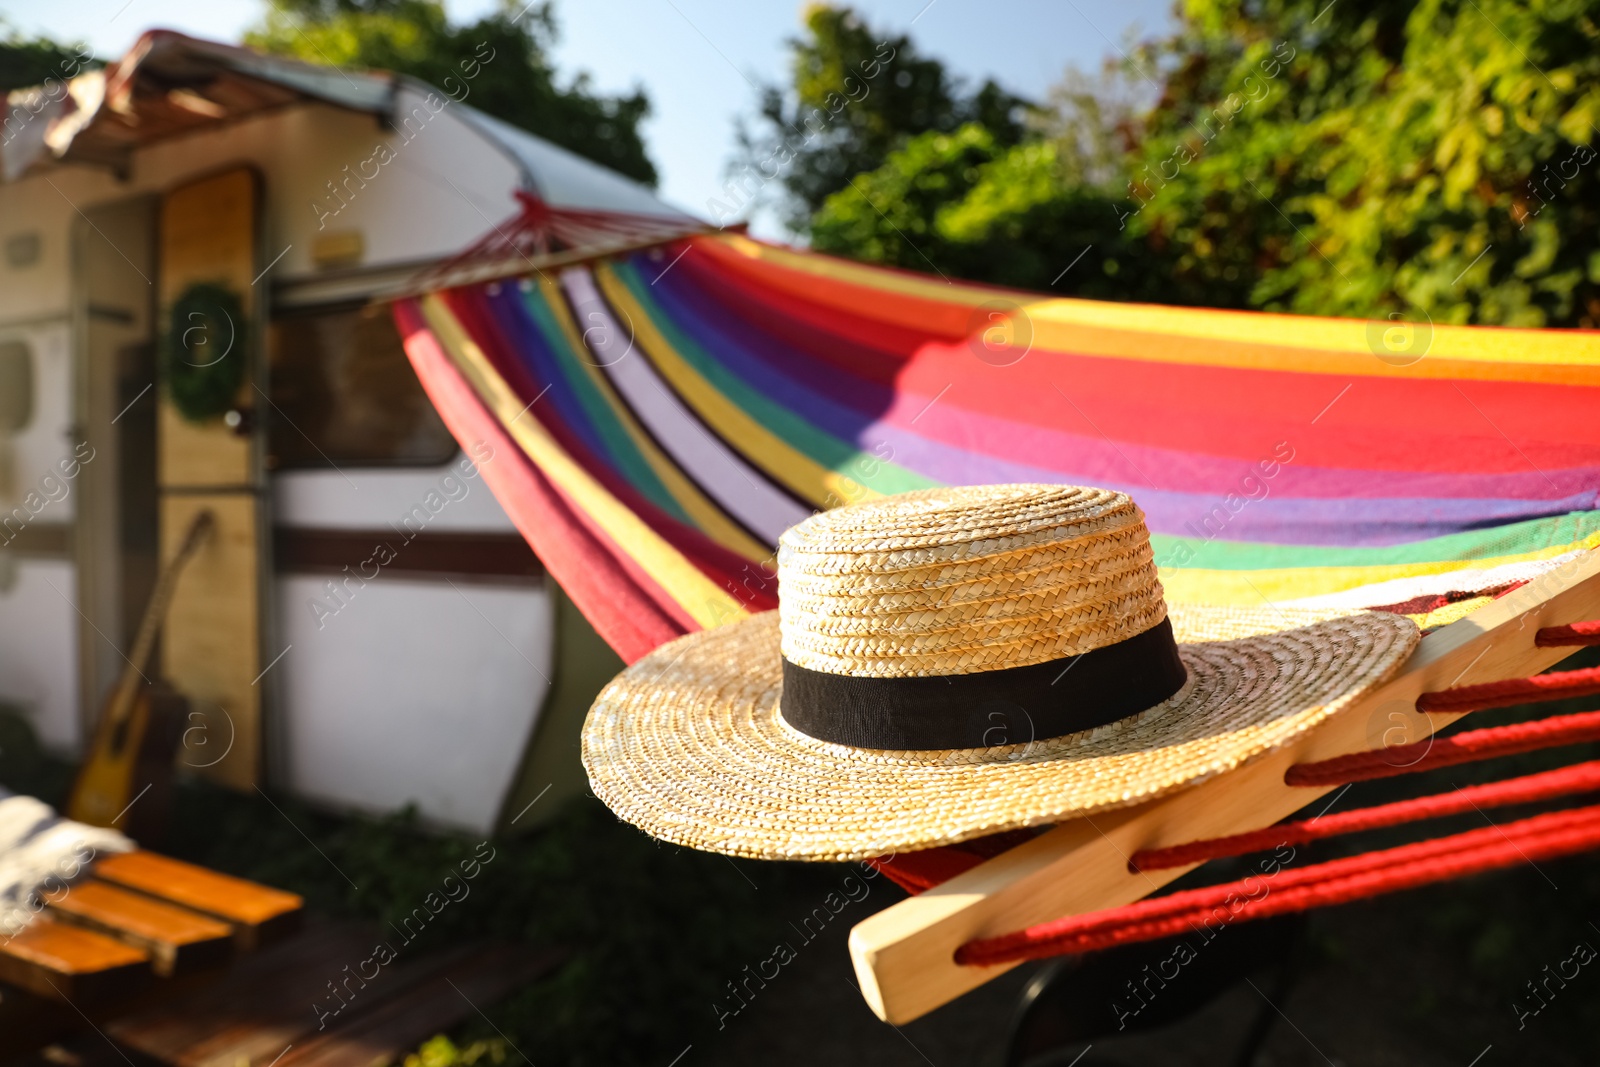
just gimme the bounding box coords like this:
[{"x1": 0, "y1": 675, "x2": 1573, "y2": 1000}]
[
  {"x1": 394, "y1": 214, "x2": 1600, "y2": 958},
  {"x1": 394, "y1": 229, "x2": 1600, "y2": 665}
]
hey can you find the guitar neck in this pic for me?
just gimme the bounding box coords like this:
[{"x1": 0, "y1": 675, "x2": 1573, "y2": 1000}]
[{"x1": 109, "y1": 513, "x2": 214, "y2": 715}]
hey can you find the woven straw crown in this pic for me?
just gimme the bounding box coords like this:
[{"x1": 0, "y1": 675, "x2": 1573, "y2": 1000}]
[{"x1": 777, "y1": 484, "x2": 1168, "y2": 679}]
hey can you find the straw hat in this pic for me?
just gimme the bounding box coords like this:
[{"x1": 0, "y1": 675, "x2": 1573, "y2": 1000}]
[{"x1": 581, "y1": 485, "x2": 1419, "y2": 862}]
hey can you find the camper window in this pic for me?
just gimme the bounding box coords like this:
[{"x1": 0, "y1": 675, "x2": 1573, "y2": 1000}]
[
  {"x1": 267, "y1": 302, "x2": 457, "y2": 468},
  {"x1": 0, "y1": 340, "x2": 33, "y2": 435}
]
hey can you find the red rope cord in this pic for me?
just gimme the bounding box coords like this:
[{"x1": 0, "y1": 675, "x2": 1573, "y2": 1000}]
[
  {"x1": 1415, "y1": 663, "x2": 1600, "y2": 714},
  {"x1": 1284, "y1": 707, "x2": 1600, "y2": 787},
  {"x1": 957, "y1": 802, "x2": 1600, "y2": 965},
  {"x1": 1132, "y1": 759, "x2": 1600, "y2": 871},
  {"x1": 1538, "y1": 620, "x2": 1600, "y2": 647}
]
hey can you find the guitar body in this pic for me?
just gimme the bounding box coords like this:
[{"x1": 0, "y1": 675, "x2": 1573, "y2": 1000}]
[
  {"x1": 66, "y1": 510, "x2": 213, "y2": 841},
  {"x1": 67, "y1": 694, "x2": 150, "y2": 828},
  {"x1": 67, "y1": 682, "x2": 188, "y2": 842}
]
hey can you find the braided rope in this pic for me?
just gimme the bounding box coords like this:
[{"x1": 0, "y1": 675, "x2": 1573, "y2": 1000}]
[
  {"x1": 1415, "y1": 663, "x2": 1600, "y2": 714},
  {"x1": 1283, "y1": 707, "x2": 1600, "y2": 787},
  {"x1": 1132, "y1": 759, "x2": 1600, "y2": 871},
  {"x1": 1536, "y1": 619, "x2": 1600, "y2": 647},
  {"x1": 957, "y1": 803, "x2": 1600, "y2": 965}
]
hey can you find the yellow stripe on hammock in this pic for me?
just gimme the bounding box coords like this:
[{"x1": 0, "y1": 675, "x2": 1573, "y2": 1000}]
[
  {"x1": 535, "y1": 275, "x2": 771, "y2": 563},
  {"x1": 420, "y1": 294, "x2": 747, "y2": 630},
  {"x1": 596, "y1": 264, "x2": 874, "y2": 509},
  {"x1": 1160, "y1": 531, "x2": 1600, "y2": 605}
]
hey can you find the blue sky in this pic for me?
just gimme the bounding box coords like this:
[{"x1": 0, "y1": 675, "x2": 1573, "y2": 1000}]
[{"x1": 0, "y1": 0, "x2": 1174, "y2": 233}]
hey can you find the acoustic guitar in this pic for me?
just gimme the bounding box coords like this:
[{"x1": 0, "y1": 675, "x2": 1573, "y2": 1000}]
[{"x1": 67, "y1": 510, "x2": 216, "y2": 834}]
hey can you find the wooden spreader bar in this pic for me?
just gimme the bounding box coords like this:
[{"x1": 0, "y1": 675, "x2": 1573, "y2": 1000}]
[{"x1": 849, "y1": 550, "x2": 1600, "y2": 1024}]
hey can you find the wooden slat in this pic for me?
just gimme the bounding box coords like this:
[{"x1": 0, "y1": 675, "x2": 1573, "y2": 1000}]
[
  {"x1": 0, "y1": 915, "x2": 151, "y2": 1003},
  {"x1": 850, "y1": 550, "x2": 1600, "y2": 1023},
  {"x1": 49, "y1": 881, "x2": 234, "y2": 977},
  {"x1": 92, "y1": 851, "x2": 303, "y2": 949}
]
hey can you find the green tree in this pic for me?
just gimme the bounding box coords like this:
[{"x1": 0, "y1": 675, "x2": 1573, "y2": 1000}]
[
  {"x1": 807, "y1": 52, "x2": 1164, "y2": 296},
  {"x1": 741, "y1": 4, "x2": 1031, "y2": 231},
  {"x1": 809, "y1": 123, "x2": 1166, "y2": 299},
  {"x1": 795, "y1": 0, "x2": 1600, "y2": 328},
  {"x1": 0, "y1": 20, "x2": 95, "y2": 92},
  {"x1": 246, "y1": 0, "x2": 657, "y2": 186},
  {"x1": 1130, "y1": 0, "x2": 1600, "y2": 327}
]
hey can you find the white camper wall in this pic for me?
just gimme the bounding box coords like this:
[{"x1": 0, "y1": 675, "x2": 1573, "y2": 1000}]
[
  {"x1": 273, "y1": 464, "x2": 518, "y2": 531},
  {"x1": 275, "y1": 574, "x2": 552, "y2": 833},
  {"x1": 236, "y1": 90, "x2": 551, "y2": 833},
  {"x1": 129, "y1": 86, "x2": 523, "y2": 282},
  {"x1": 0, "y1": 167, "x2": 99, "y2": 753},
  {"x1": 0, "y1": 164, "x2": 122, "y2": 318},
  {"x1": 273, "y1": 457, "x2": 553, "y2": 836},
  {"x1": 0, "y1": 558, "x2": 79, "y2": 751},
  {"x1": 0, "y1": 282, "x2": 87, "y2": 752},
  {"x1": 0, "y1": 324, "x2": 76, "y2": 523}
]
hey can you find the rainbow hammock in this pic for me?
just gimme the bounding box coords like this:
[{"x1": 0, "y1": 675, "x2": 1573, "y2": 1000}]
[{"x1": 393, "y1": 231, "x2": 1600, "y2": 664}]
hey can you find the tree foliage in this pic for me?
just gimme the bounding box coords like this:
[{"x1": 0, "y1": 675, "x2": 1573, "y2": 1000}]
[
  {"x1": 743, "y1": 5, "x2": 1030, "y2": 232},
  {"x1": 1132, "y1": 0, "x2": 1600, "y2": 326},
  {"x1": 790, "y1": 1, "x2": 1600, "y2": 328},
  {"x1": 809, "y1": 124, "x2": 1167, "y2": 299},
  {"x1": 246, "y1": 0, "x2": 657, "y2": 186},
  {"x1": 0, "y1": 20, "x2": 94, "y2": 92}
]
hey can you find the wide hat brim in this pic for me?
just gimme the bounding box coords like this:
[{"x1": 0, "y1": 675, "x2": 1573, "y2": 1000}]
[{"x1": 581, "y1": 604, "x2": 1419, "y2": 862}]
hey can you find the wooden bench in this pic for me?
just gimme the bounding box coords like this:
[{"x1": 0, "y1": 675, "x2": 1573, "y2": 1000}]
[
  {"x1": 0, "y1": 852, "x2": 558, "y2": 1067},
  {"x1": 48, "y1": 881, "x2": 233, "y2": 976},
  {"x1": 0, "y1": 850, "x2": 303, "y2": 1007}
]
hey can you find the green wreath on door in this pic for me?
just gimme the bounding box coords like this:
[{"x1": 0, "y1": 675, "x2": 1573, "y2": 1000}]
[{"x1": 162, "y1": 282, "x2": 247, "y2": 423}]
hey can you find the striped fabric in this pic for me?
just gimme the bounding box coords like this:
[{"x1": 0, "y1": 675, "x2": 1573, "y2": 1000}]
[{"x1": 394, "y1": 233, "x2": 1600, "y2": 663}]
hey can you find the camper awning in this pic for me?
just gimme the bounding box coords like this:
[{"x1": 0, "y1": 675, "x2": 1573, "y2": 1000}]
[
  {"x1": 0, "y1": 30, "x2": 699, "y2": 248},
  {"x1": 1, "y1": 30, "x2": 394, "y2": 181}
]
